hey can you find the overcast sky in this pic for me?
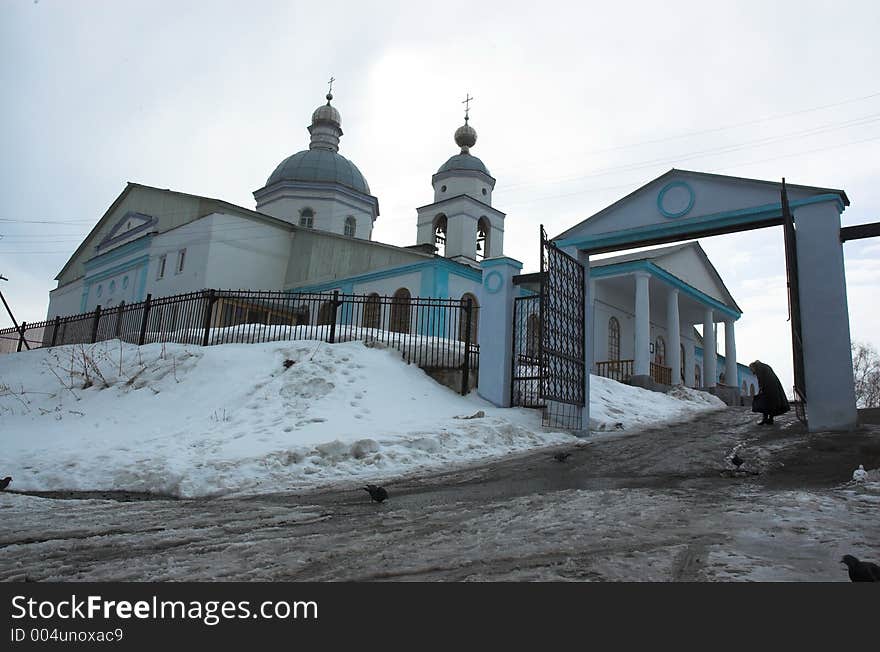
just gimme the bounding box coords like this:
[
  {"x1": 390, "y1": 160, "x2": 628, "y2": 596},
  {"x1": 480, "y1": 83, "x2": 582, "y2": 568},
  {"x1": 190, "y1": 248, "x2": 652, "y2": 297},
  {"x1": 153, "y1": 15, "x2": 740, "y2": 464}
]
[{"x1": 1, "y1": 0, "x2": 878, "y2": 392}]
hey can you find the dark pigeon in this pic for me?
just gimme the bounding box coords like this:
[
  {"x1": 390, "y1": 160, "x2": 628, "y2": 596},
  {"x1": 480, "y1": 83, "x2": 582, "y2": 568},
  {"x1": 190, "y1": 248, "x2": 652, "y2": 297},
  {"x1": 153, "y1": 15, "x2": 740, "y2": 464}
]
[
  {"x1": 0, "y1": 477, "x2": 11, "y2": 491},
  {"x1": 841, "y1": 555, "x2": 880, "y2": 582},
  {"x1": 553, "y1": 452, "x2": 572, "y2": 463},
  {"x1": 364, "y1": 484, "x2": 388, "y2": 503},
  {"x1": 731, "y1": 454, "x2": 743, "y2": 469},
  {"x1": 283, "y1": 359, "x2": 295, "y2": 369}
]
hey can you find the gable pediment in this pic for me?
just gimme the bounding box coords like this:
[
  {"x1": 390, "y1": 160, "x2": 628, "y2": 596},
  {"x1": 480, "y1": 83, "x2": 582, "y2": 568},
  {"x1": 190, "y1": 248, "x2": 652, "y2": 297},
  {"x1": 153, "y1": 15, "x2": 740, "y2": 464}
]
[
  {"x1": 97, "y1": 211, "x2": 158, "y2": 252},
  {"x1": 555, "y1": 169, "x2": 847, "y2": 251}
]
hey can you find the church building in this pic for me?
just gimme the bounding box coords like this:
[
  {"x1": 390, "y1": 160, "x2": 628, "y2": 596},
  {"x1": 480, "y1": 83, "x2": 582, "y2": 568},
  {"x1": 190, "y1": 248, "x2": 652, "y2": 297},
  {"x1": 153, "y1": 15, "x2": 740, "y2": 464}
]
[{"x1": 44, "y1": 90, "x2": 756, "y2": 394}]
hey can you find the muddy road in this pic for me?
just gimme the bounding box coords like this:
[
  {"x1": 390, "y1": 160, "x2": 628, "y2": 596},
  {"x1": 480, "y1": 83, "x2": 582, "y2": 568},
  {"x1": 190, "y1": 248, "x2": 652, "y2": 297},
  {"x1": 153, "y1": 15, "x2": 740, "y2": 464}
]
[{"x1": 3, "y1": 408, "x2": 879, "y2": 581}]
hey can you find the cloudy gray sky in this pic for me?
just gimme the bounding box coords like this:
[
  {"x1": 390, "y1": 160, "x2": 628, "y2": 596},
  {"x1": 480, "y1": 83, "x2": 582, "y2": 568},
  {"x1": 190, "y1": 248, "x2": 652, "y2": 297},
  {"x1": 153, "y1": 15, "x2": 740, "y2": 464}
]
[{"x1": 1, "y1": 0, "x2": 878, "y2": 392}]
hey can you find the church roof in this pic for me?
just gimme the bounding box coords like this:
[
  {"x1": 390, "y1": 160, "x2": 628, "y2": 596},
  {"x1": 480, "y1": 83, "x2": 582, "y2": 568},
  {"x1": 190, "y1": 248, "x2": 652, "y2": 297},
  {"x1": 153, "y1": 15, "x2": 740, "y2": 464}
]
[
  {"x1": 437, "y1": 152, "x2": 491, "y2": 176},
  {"x1": 592, "y1": 240, "x2": 742, "y2": 314},
  {"x1": 265, "y1": 149, "x2": 371, "y2": 194}
]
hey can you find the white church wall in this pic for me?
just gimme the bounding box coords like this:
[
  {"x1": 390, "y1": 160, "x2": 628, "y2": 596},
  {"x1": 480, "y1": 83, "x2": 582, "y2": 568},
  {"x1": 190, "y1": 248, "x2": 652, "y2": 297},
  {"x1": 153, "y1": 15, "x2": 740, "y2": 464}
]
[
  {"x1": 202, "y1": 213, "x2": 290, "y2": 291},
  {"x1": 256, "y1": 191, "x2": 374, "y2": 239},
  {"x1": 145, "y1": 218, "x2": 212, "y2": 297},
  {"x1": 47, "y1": 278, "x2": 84, "y2": 319},
  {"x1": 433, "y1": 175, "x2": 493, "y2": 205}
]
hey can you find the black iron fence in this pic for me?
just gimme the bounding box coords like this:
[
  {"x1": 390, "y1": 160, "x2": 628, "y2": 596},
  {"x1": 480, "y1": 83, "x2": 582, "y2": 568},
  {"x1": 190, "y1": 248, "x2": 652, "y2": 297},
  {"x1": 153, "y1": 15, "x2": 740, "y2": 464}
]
[{"x1": 0, "y1": 289, "x2": 479, "y2": 394}]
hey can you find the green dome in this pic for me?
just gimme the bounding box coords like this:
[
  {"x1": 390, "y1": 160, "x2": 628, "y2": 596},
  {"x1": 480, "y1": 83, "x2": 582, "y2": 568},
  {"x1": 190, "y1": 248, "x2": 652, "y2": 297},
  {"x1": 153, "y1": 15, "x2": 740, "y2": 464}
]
[
  {"x1": 266, "y1": 149, "x2": 370, "y2": 194},
  {"x1": 437, "y1": 153, "x2": 490, "y2": 176}
]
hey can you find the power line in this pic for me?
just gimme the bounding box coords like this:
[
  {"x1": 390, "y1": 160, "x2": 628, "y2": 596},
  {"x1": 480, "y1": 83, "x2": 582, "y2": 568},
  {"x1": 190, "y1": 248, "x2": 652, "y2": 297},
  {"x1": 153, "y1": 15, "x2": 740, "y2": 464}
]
[{"x1": 491, "y1": 89, "x2": 880, "y2": 176}]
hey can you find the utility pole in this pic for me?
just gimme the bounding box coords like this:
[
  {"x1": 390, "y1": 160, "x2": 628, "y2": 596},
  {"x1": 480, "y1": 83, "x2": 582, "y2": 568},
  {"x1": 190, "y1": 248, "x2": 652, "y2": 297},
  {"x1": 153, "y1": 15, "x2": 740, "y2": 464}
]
[{"x1": 0, "y1": 274, "x2": 30, "y2": 350}]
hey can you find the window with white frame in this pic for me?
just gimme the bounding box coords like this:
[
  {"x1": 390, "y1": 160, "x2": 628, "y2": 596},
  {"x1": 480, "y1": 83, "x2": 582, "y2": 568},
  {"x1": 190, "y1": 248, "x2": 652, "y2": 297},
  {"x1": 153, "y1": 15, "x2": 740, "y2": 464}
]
[
  {"x1": 344, "y1": 216, "x2": 356, "y2": 237},
  {"x1": 176, "y1": 248, "x2": 186, "y2": 273},
  {"x1": 157, "y1": 255, "x2": 167, "y2": 279},
  {"x1": 299, "y1": 207, "x2": 314, "y2": 228}
]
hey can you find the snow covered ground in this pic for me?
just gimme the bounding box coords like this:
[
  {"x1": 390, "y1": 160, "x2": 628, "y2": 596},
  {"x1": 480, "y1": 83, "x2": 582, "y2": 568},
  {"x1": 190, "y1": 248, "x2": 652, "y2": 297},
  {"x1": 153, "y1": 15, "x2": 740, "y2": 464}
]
[{"x1": 0, "y1": 339, "x2": 725, "y2": 497}]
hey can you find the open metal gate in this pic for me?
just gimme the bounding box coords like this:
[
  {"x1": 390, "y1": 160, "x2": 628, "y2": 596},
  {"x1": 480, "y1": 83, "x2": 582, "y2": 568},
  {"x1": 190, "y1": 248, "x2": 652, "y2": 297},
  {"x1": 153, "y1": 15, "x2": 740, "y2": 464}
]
[{"x1": 511, "y1": 226, "x2": 586, "y2": 429}]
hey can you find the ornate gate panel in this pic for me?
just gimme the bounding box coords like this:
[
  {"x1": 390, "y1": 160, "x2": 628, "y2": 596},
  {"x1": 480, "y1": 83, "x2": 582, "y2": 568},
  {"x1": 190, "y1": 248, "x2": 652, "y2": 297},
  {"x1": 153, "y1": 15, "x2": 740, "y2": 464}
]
[
  {"x1": 540, "y1": 226, "x2": 586, "y2": 428},
  {"x1": 511, "y1": 295, "x2": 543, "y2": 408},
  {"x1": 510, "y1": 227, "x2": 586, "y2": 429}
]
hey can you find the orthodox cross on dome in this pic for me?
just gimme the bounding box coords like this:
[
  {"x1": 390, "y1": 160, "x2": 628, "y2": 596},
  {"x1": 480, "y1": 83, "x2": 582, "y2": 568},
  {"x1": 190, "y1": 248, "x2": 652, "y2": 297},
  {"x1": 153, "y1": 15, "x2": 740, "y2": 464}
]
[
  {"x1": 462, "y1": 92, "x2": 473, "y2": 121},
  {"x1": 326, "y1": 75, "x2": 335, "y2": 103}
]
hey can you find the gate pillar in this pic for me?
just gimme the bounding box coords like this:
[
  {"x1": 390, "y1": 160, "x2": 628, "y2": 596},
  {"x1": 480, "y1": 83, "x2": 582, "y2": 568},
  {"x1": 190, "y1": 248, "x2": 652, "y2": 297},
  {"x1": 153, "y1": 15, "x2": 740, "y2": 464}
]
[
  {"x1": 477, "y1": 256, "x2": 523, "y2": 407},
  {"x1": 794, "y1": 200, "x2": 858, "y2": 430}
]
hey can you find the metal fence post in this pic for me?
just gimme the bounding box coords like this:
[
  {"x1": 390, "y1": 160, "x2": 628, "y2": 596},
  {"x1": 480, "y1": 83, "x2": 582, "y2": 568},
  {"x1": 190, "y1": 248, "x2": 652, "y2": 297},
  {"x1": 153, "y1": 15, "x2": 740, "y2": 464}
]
[
  {"x1": 202, "y1": 290, "x2": 217, "y2": 347},
  {"x1": 114, "y1": 301, "x2": 125, "y2": 338},
  {"x1": 328, "y1": 290, "x2": 339, "y2": 344},
  {"x1": 17, "y1": 321, "x2": 27, "y2": 352},
  {"x1": 460, "y1": 298, "x2": 472, "y2": 395},
  {"x1": 138, "y1": 294, "x2": 152, "y2": 346},
  {"x1": 90, "y1": 306, "x2": 102, "y2": 344},
  {"x1": 51, "y1": 316, "x2": 61, "y2": 347}
]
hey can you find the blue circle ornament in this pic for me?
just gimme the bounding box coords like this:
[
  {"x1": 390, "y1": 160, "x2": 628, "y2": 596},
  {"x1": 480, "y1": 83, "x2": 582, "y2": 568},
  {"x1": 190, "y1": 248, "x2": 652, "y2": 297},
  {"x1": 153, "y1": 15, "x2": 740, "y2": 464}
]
[
  {"x1": 657, "y1": 181, "x2": 695, "y2": 218},
  {"x1": 484, "y1": 270, "x2": 503, "y2": 294}
]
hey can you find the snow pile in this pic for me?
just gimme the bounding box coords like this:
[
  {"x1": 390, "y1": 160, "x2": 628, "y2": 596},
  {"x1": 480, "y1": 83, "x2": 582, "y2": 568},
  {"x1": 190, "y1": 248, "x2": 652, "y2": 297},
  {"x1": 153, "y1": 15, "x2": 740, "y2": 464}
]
[
  {"x1": 589, "y1": 374, "x2": 725, "y2": 431},
  {"x1": 1, "y1": 339, "x2": 723, "y2": 497}
]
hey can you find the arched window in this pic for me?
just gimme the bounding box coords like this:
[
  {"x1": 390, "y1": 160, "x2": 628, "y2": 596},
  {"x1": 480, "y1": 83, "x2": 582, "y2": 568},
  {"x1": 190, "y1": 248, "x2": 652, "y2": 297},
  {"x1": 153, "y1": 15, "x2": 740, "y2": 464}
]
[
  {"x1": 742, "y1": 380, "x2": 747, "y2": 393},
  {"x1": 526, "y1": 313, "x2": 541, "y2": 358},
  {"x1": 695, "y1": 364, "x2": 702, "y2": 387},
  {"x1": 344, "y1": 216, "x2": 356, "y2": 237},
  {"x1": 654, "y1": 336, "x2": 666, "y2": 365},
  {"x1": 680, "y1": 343, "x2": 686, "y2": 383},
  {"x1": 719, "y1": 372, "x2": 726, "y2": 384},
  {"x1": 476, "y1": 217, "x2": 491, "y2": 260},
  {"x1": 459, "y1": 293, "x2": 479, "y2": 342},
  {"x1": 299, "y1": 207, "x2": 314, "y2": 228},
  {"x1": 390, "y1": 288, "x2": 411, "y2": 334},
  {"x1": 317, "y1": 300, "x2": 336, "y2": 326},
  {"x1": 750, "y1": 383, "x2": 755, "y2": 396},
  {"x1": 608, "y1": 317, "x2": 620, "y2": 360},
  {"x1": 433, "y1": 214, "x2": 447, "y2": 257},
  {"x1": 363, "y1": 293, "x2": 381, "y2": 329}
]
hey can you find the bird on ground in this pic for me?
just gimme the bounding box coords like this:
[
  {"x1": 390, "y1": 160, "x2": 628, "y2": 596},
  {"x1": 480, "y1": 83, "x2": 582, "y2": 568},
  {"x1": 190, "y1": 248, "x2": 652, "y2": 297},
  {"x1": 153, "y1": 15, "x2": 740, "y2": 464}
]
[
  {"x1": 0, "y1": 477, "x2": 11, "y2": 491},
  {"x1": 840, "y1": 555, "x2": 880, "y2": 582},
  {"x1": 731, "y1": 454, "x2": 743, "y2": 469},
  {"x1": 363, "y1": 484, "x2": 388, "y2": 503},
  {"x1": 852, "y1": 464, "x2": 867, "y2": 482},
  {"x1": 553, "y1": 452, "x2": 572, "y2": 463}
]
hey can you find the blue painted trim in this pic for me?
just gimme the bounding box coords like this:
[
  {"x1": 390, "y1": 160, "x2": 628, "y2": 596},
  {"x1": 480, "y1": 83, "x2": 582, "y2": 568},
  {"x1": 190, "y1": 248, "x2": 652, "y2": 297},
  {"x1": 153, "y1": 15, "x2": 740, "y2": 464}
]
[
  {"x1": 555, "y1": 193, "x2": 845, "y2": 251},
  {"x1": 420, "y1": 267, "x2": 435, "y2": 297},
  {"x1": 82, "y1": 255, "x2": 151, "y2": 312},
  {"x1": 657, "y1": 181, "x2": 695, "y2": 218},
  {"x1": 484, "y1": 270, "x2": 504, "y2": 294},
  {"x1": 591, "y1": 260, "x2": 740, "y2": 319},
  {"x1": 481, "y1": 256, "x2": 523, "y2": 270},
  {"x1": 137, "y1": 263, "x2": 149, "y2": 302},
  {"x1": 289, "y1": 257, "x2": 481, "y2": 293},
  {"x1": 435, "y1": 267, "x2": 449, "y2": 297},
  {"x1": 84, "y1": 235, "x2": 151, "y2": 270}
]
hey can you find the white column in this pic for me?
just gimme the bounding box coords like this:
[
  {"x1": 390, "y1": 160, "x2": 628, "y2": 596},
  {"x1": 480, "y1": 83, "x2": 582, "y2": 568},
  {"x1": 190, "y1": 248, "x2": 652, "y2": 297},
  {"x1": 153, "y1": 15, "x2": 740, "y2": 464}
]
[
  {"x1": 684, "y1": 334, "x2": 695, "y2": 387},
  {"x1": 667, "y1": 289, "x2": 681, "y2": 385},
  {"x1": 634, "y1": 272, "x2": 651, "y2": 377},
  {"x1": 703, "y1": 308, "x2": 716, "y2": 388},
  {"x1": 794, "y1": 201, "x2": 857, "y2": 431},
  {"x1": 724, "y1": 319, "x2": 737, "y2": 389}
]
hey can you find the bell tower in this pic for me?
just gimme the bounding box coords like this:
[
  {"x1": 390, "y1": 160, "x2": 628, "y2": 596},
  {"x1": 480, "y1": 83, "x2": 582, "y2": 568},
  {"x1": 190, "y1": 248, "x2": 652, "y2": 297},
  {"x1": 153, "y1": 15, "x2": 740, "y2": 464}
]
[{"x1": 416, "y1": 96, "x2": 506, "y2": 265}]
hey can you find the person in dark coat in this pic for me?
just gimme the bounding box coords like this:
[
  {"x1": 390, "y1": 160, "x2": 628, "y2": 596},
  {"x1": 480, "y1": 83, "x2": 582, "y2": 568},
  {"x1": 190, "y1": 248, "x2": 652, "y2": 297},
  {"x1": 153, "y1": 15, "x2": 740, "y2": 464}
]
[{"x1": 748, "y1": 360, "x2": 790, "y2": 425}]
